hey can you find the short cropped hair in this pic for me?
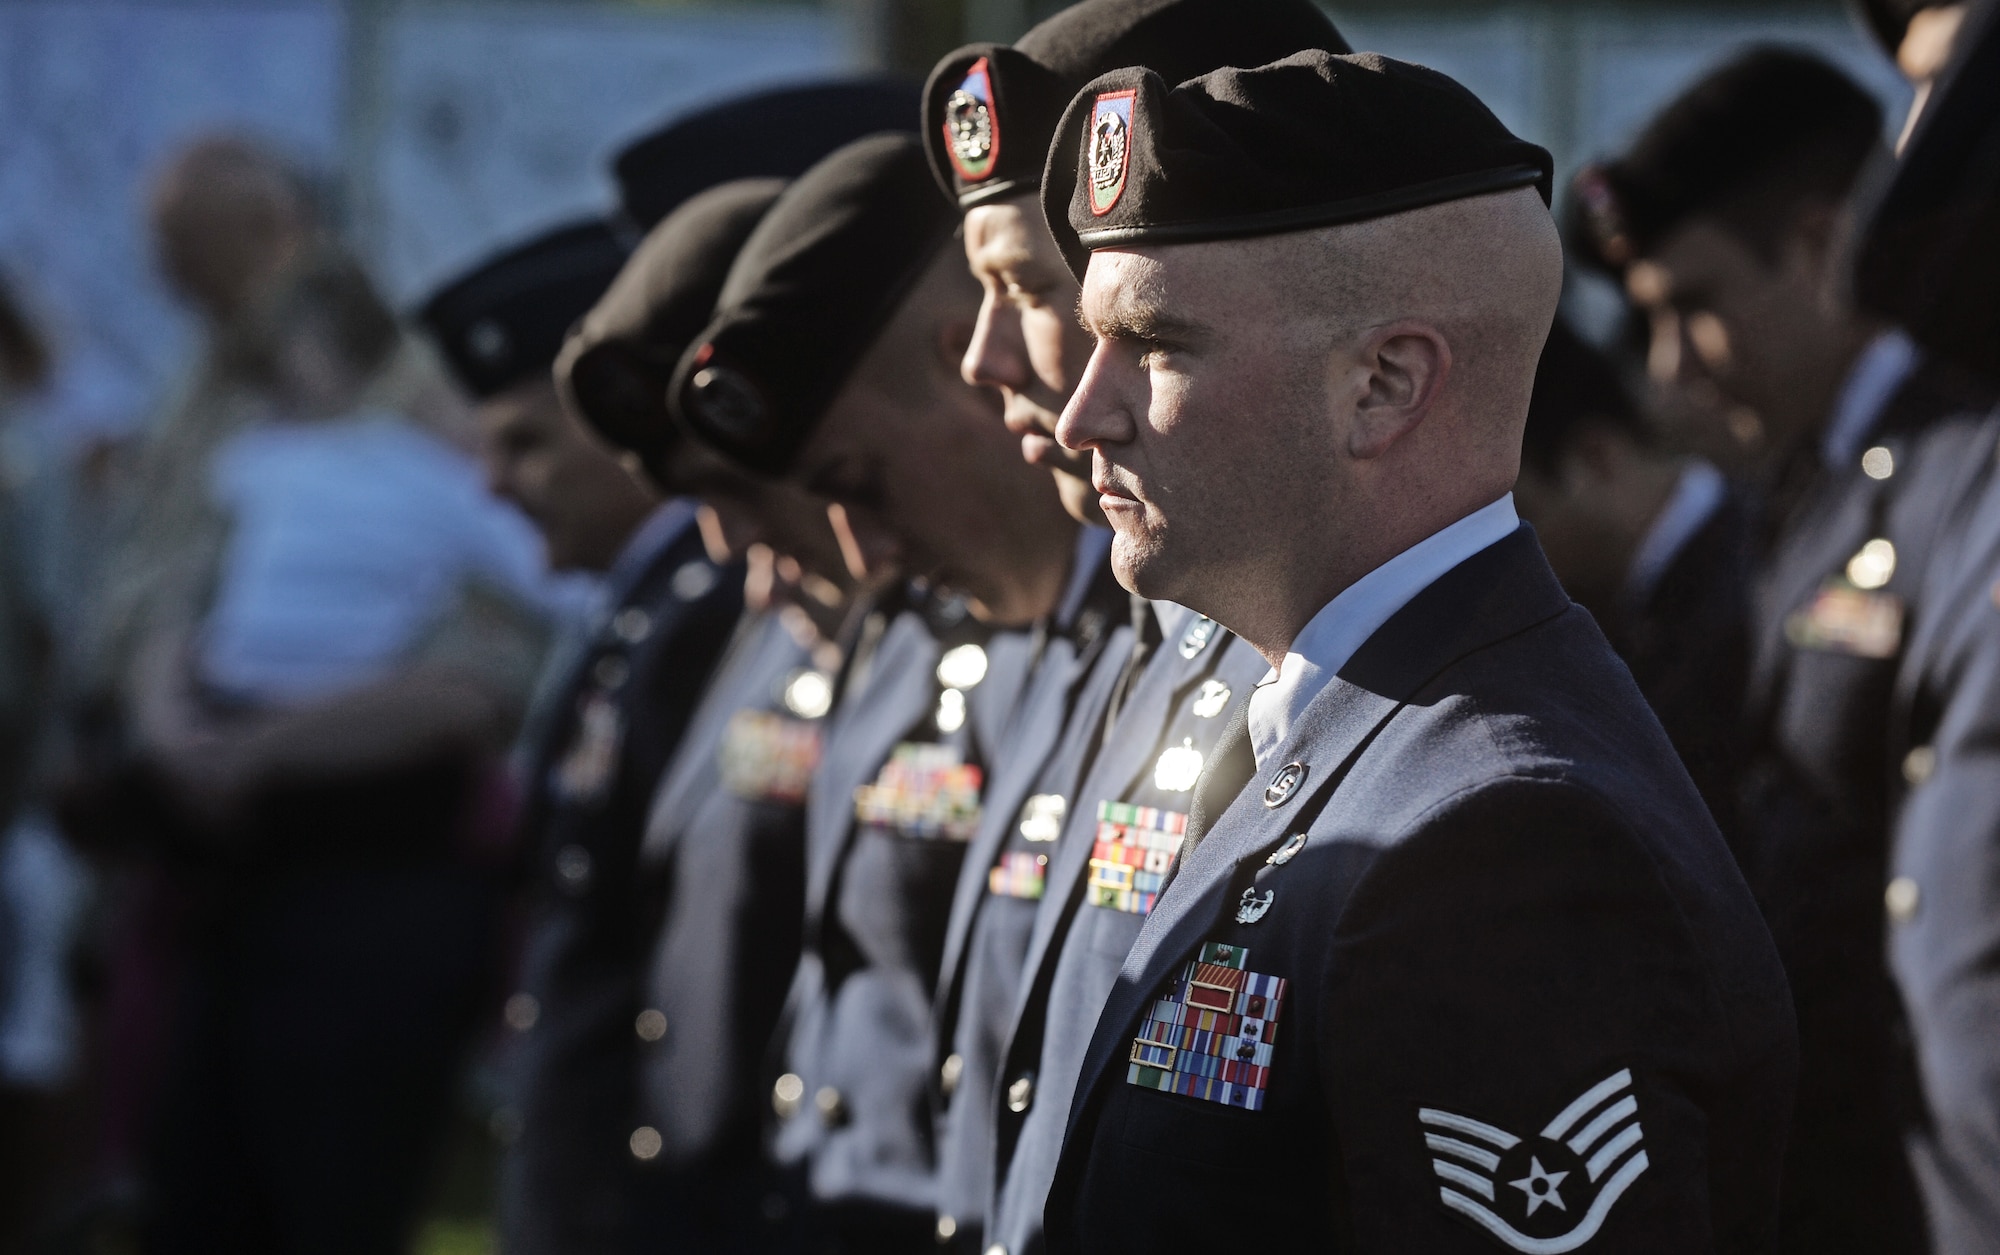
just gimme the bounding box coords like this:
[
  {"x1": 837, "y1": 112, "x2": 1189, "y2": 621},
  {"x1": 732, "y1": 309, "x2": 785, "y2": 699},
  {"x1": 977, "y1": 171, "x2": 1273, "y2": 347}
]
[{"x1": 1569, "y1": 47, "x2": 1884, "y2": 271}]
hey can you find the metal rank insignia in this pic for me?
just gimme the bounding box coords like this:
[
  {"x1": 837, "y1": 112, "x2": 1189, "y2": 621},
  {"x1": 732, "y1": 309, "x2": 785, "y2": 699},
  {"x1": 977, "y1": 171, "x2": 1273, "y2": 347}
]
[
  {"x1": 1128, "y1": 941, "x2": 1288, "y2": 1110},
  {"x1": 1785, "y1": 575, "x2": 1904, "y2": 659},
  {"x1": 554, "y1": 692, "x2": 624, "y2": 804},
  {"x1": 852, "y1": 742, "x2": 984, "y2": 842},
  {"x1": 1178, "y1": 614, "x2": 1220, "y2": 660},
  {"x1": 944, "y1": 56, "x2": 999, "y2": 182},
  {"x1": 1088, "y1": 800, "x2": 1186, "y2": 916},
  {"x1": 988, "y1": 850, "x2": 1049, "y2": 900},
  {"x1": 718, "y1": 709, "x2": 822, "y2": 805}
]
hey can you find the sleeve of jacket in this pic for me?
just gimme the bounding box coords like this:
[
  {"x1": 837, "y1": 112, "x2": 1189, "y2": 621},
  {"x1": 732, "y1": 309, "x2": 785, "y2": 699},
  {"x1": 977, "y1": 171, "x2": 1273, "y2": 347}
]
[
  {"x1": 1319, "y1": 776, "x2": 1788, "y2": 1255},
  {"x1": 1891, "y1": 637, "x2": 2000, "y2": 1253}
]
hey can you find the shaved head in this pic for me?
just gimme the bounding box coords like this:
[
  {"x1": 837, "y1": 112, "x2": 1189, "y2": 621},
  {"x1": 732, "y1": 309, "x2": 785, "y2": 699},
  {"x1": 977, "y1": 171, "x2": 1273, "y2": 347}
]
[{"x1": 1060, "y1": 186, "x2": 1561, "y2": 660}]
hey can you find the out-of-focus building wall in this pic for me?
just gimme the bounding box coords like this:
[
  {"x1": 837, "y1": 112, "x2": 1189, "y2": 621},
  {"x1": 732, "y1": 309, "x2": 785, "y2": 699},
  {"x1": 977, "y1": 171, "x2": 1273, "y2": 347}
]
[{"x1": 0, "y1": 0, "x2": 1911, "y2": 448}]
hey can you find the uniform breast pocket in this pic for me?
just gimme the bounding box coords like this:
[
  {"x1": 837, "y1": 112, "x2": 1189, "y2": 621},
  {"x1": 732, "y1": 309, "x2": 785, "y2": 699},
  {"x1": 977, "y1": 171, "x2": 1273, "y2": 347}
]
[
  {"x1": 1111, "y1": 1073, "x2": 1270, "y2": 1168},
  {"x1": 835, "y1": 826, "x2": 968, "y2": 981}
]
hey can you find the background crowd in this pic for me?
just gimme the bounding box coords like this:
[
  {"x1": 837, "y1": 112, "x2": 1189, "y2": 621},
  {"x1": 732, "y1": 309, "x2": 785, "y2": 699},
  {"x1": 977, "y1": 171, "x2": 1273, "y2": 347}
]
[{"x1": 0, "y1": 0, "x2": 1995, "y2": 1252}]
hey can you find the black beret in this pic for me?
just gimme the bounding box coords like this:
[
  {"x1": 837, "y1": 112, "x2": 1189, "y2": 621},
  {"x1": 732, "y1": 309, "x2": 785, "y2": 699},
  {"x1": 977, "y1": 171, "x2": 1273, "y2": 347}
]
[
  {"x1": 922, "y1": 0, "x2": 1348, "y2": 211},
  {"x1": 1855, "y1": 0, "x2": 2000, "y2": 377},
  {"x1": 556, "y1": 179, "x2": 783, "y2": 479},
  {"x1": 417, "y1": 220, "x2": 628, "y2": 400},
  {"x1": 1044, "y1": 51, "x2": 1552, "y2": 278},
  {"x1": 1567, "y1": 47, "x2": 1883, "y2": 274},
  {"x1": 670, "y1": 134, "x2": 959, "y2": 476},
  {"x1": 613, "y1": 78, "x2": 919, "y2": 230}
]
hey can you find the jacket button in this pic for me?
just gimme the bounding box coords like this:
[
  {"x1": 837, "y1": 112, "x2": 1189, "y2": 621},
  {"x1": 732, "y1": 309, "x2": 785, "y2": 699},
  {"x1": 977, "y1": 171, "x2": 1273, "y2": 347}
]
[
  {"x1": 612, "y1": 607, "x2": 652, "y2": 643},
  {"x1": 555, "y1": 844, "x2": 592, "y2": 893},
  {"x1": 772, "y1": 1073, "x2": 804, "y2": 1119},
  {"x1": 1886, "y1": 877, "x2": 1921, "y2": 923},
  {"x1": 1006, "y1": 1074, "x2": 1034, "y2": 1114},
  {"x1": 1903, "y1": 746, "x2": 1936, "y2": 786},
  {"x1": 940, "y1": 1052, "x2": 964, "y2": 1096},
  {"x1": 635, "y1": 1009, "x2": 667, "y2": 1042},
  {"x1": 815, "y1": 1085, "x2": 848, "y2": 1126},
  {"x1": 936, "y1": 1215, "x2": 958, "y2": 1242},
  {"x1": 986, "y1": 1245, "x2": 1008, "y2": 1255},
  {"x1": 1861, "y1": 445, "x2": 1895, "y2": 479},
  {"x1": 629, "y1": 1126, "x2": 662, "y2": 1160},
  {"x1": 503, "y1": 992, "x2": 539, "y2": 1032}
]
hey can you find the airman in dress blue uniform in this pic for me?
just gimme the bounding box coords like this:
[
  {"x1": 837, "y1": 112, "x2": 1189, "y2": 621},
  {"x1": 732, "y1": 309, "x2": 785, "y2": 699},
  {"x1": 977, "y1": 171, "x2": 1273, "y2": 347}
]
[
  {"x1": 1038, "y1": 50, "x2": 1795, "y2": 1252},
  {"x1": 668, "y1": 134, "x2": 1076, "y2": 1251},
  {"x1": 420, "y1": 220, "x2": 748, "y2": 1255},
  {"x1": 1856, "y1": 16, "x2": 2000, "y2": 1249},
  {"x1": 553, "y1": 175, "x2": 865, "y2": 1253},
  {"x1": 1576, "y1": 49, "x2": 2000, "y2": 1253},
  {"x1": 916, "y1": 4, "x2": 1351, "y2": 1249}
]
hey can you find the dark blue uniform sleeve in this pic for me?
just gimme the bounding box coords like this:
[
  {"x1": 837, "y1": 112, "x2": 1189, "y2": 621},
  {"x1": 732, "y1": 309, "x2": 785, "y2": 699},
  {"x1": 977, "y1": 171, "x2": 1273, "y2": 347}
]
[
  {"x1": 1891, "y1": 680, "x2": 2000, "y2": 1252},
  {"x1": 1320, "y1": 780, "x2": 1794, "y2": 1255}
]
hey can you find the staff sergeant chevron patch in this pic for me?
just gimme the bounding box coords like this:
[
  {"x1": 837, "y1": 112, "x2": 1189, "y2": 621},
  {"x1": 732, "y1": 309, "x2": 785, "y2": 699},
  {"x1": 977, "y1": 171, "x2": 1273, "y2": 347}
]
[{"x1": 1418, "y1": 1068, "x2": 1649, "y2": 1253}]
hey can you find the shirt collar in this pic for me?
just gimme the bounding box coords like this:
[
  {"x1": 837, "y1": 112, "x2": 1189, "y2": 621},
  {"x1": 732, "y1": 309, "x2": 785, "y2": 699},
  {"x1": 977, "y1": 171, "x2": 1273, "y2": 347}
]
[
  {"x1": 604, "y1": 498, "x2": 698, "y2": 603},
  {"x1": 1247, "y1": 493, "x2": 1520, "y2": 767},
  {"x1": 1624, "y1": 460, "x2": 1725, "y2": 606},
  {"x1": 1054, "y1": 526, "x2": 1115, "y2": 631},
  {"x1": 1822, "y1": 331, "x2": 1918, "y2": 470}
]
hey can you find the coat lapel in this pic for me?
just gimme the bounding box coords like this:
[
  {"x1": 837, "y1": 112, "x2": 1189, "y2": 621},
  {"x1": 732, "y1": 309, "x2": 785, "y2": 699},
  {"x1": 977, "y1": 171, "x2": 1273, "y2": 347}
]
[{"x1": 1065, "y1": 526, "x2": 1573, "y2": 1120}]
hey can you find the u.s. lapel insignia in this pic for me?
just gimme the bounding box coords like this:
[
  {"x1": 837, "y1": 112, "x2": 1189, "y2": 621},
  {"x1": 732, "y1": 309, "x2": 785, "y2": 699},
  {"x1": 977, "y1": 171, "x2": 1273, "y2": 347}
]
[
  {"x1": 1128, "y1": 941, "x2": 1287, "y2": 1109},
  {"x1": 944, "y1": 57, "x2": 1000, "y2": 183},
  {"x1": 1420, "y1": 1068, "x2": 1649, "y2": 1252},
  {"x1": 1178, "y1": 614, "x2": 1219, "y2": 660},
  {"x1": 1235, "y1": 887, "x2": 1274, "y2": 923},
  {"x1": 1264, "y1": 761, "x2": 1307, "y2": 807},
  {"x1": 1088, "y1": 90, "x2": 1136, "y2": 216}
]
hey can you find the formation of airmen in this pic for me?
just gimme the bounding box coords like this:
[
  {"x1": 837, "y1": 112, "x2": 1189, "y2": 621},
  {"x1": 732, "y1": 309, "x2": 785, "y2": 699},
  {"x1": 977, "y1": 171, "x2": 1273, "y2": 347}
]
[{"x1": 294, "y1": 0, "x2": 2000, "y2": 1250}]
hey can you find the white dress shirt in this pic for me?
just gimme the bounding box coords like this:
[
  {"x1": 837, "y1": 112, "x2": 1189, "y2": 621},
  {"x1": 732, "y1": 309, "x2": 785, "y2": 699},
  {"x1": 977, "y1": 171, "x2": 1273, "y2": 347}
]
[
  {"x1": 1821, "y1": 331, "x2": 1917, "y2": 470},
  {"x1": 1247, "y1": 494, "x2": 1521, "y2": 767},
  {"x1": 1625, "y1": 460, "x2": 1726, "y2": 608}
]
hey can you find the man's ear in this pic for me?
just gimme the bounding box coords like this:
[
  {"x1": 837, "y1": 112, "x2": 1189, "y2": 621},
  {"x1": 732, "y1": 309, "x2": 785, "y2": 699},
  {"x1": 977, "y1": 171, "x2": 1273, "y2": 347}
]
[{"x1": 1350, "y1": 321, "x2": 1450, "y2": 460}]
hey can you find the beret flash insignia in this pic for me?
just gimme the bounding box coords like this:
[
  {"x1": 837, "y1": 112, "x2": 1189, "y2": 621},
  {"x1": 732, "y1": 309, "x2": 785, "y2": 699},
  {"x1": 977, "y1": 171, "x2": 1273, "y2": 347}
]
[
  {"x1": 945, "y1": 57, "x2": 1000, "y2": 182},
  {"x1": 1088, "y1": 90, "x2": 1135, "y2": 216}
]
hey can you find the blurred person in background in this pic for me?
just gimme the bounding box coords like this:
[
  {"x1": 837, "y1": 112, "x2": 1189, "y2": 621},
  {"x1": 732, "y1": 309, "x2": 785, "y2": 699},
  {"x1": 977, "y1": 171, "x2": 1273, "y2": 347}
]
[
  {"x1": 669, "y1": 133, "x2": 1068, "y2": 1253},
  {"x1": 554, "y1": 172, "x2": 881, "y2": 1254},
  {"x1": 1850, "y1": 3, "x2": 2000, "y2": 1247},
  {"x1": 1513, "y1": 316, "x2": 1751, "y2": 837},
  {"x1": 1574, "y1": 47, "x2": 1999, "y2": 1254},
  {"x1": 0, "y1": 273, "x2": 66, "y2": 1252},
  {"x1": 418, "y1": 217, "x2": 748, "y2": 1255},
  {"x1": 109, "y1": 238, "x2": 556, "y2": 1255}
]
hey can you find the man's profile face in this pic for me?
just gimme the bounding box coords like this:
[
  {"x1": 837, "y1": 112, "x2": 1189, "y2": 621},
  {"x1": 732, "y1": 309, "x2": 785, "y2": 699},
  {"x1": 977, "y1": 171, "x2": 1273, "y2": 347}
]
[
  {"x1": 1059, "y1": 245, "x2": 1329, "y2": 607},
  {"x1": 961, "y1": 196, "x2": 1103, "y2": 525},
  {"x1": 1627, "y1": 216, "x2": 1836, "y2": 456},
  {"x1": 478, "y1": 377, "x2": 657, "y2": 572}
]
